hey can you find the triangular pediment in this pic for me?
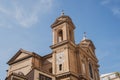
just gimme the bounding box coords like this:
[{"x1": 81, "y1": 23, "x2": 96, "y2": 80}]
[
  {"x1": 14, "y1": 52, "x2": 30, "y2": 61},
  {"x1": 7, "y1": 49, "x2": 33, "y2": 65}
]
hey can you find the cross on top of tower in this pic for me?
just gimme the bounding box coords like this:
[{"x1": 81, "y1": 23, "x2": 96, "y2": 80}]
[
  {"x1": 82, "y1": 32, "x2": 87, "y2": 40},
  {"x1": 61, "y1": 10, "x2": 64, "y2": 16}
]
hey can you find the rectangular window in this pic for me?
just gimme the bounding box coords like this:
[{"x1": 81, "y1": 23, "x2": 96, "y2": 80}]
[
  {"x1": 59, "y1": 64, "x2": 62, "y2": 71},
  {"x1": 39, "y1": 74, "x2": 52, "y2": 80}
]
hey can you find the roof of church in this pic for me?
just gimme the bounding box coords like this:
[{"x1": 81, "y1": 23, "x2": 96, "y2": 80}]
[
  {"x1": 79, "y1": 32, "x2": 96, "y2": 49},
  {"x1": 80, "y1": 39, "x2": 96, "y2": 49},
  {"x1": 7, "y1": 49, "x2": 52, "y2": 65}
]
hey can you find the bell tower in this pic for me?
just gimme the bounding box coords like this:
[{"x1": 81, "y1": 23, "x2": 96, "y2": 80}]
[
  {"x1": 50, "y1": 13, "x2": 78, "y2": 80},
  {"x1": 51, "y1": 12, "x2": 75, "y2": 45}
]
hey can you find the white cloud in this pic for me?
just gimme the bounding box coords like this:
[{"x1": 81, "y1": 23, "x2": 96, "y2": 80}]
[
  {"x1": 14, "y1": 6, "x2": 38, "y2": 27},
  {"x1": 0, "y1": 7, "x2": 10, "y2": 15},
  {"x1": 101, "y1": 0, "x2": 111, "y2": 5},
  {"x1": 101, "y1": 0, "x2": 120, "y2": 18},
  {"x1": 0, "y1": 0, "x2": 54, "y2": 28},
  {"x1": 112, "y1": 8, "x2": 120, "y2": 15}
]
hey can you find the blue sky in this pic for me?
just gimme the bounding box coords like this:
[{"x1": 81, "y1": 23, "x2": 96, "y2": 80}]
[{"x1": 0, "y1": 0, "x2": 120, "y2": 79}]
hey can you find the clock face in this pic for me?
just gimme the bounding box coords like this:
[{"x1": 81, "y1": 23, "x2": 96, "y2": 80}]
[{"x1": 56, "y1": 52, "x2": 64, "y2": 64}]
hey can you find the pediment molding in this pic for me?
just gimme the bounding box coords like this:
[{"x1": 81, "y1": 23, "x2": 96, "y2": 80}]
[{"x1": 7, "y1": 49, "x2": 33, "y2": 65}]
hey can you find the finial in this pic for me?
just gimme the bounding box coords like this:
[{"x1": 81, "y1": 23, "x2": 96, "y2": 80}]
[
  {"x1": 61, "y1": 10, "x2": 64, "y2": 16},
  {"x1": 82, "y1": 32, "x2": 87, "y2": 40}
]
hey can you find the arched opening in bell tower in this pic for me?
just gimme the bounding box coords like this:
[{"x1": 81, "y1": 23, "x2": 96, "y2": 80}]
[{"x1": 57, "y1": 30, "x2": 63, "y2": 42}]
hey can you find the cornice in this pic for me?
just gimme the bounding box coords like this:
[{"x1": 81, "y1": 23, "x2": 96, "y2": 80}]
[
  {"x1": 50, "y1": 40, "x2": 69, "y2": 49},
  {"x1": 50, "y1": 40, "x2": 76, "y2": 49},
  {"x1": 56, "y1": 71, "x2": 79, "y2": 79},
  {"x1": 8, "y1": 55, "x2": 32, "y2": 65}
]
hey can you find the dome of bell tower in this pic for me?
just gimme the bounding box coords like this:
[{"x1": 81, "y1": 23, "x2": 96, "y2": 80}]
[{"x1": 51, "y1": 13, "x2": 75, "y2": 29}]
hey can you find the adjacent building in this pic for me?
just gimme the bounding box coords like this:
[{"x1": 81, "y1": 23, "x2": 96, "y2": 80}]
[
  {"x1": 6, "y1": 13, "x2": 100, "y2": 80},
  {"x1": 100, "y1": 72, "x2": 120, "y2": 80}
]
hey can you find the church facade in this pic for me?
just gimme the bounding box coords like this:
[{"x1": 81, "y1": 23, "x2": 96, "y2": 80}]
[{"x1": 6, "y1": 14, "x2": 100, "y2": 80}]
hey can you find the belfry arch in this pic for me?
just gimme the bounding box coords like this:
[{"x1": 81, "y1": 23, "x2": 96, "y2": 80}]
[{"x1": 57, "y1": 29, "x2": 63, "y2": 42}]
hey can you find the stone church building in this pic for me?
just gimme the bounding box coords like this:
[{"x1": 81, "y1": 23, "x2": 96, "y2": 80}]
[{"x1": 6, "y1": 13, "x2": 100, "y2": 80}]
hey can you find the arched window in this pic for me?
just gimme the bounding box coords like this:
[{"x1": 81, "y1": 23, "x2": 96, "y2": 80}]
[
  {"x1": 89, "y1": 63, "x2": 93, "y2": 78},
  {"x1": 58, "y1": 30, "x2": 63, "y2": 42},
  {"x1": 59, "y1": 64, "x2": 62, "y2": 71}
]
